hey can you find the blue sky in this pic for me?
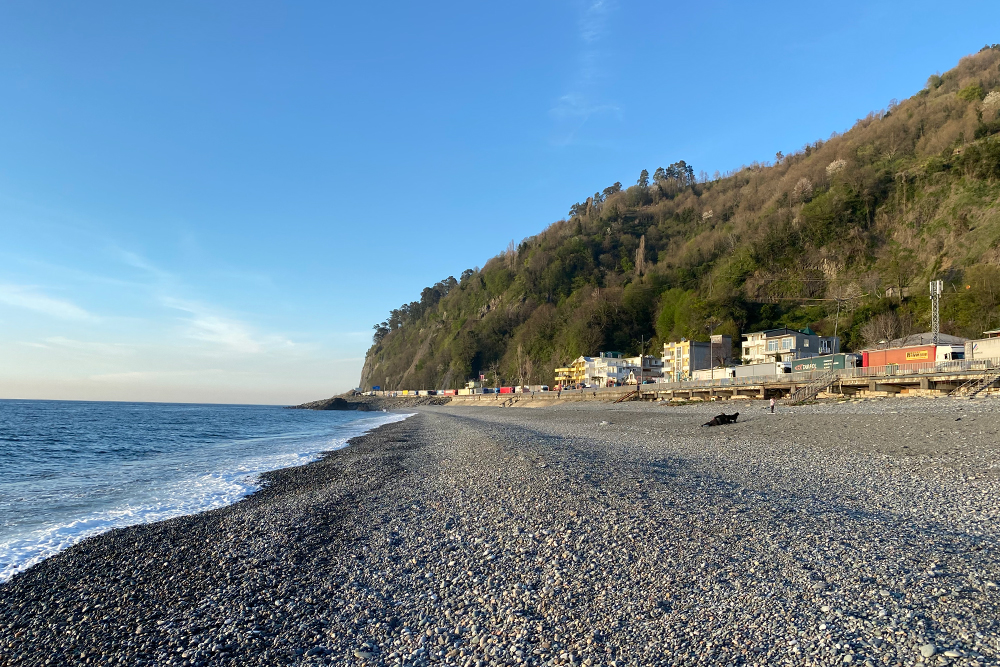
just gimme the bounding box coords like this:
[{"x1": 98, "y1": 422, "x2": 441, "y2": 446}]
[{"x1": 2, "y1": 1, "x2": 999, "y2": 404}]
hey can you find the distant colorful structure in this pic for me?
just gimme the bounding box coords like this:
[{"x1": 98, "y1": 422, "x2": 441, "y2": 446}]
[
  {"x1": 662, "y1": 335, "x2": 732, "y2": 381},
  {"x1": 741, "y1": 328, "x2": 838, "y2": 364}
]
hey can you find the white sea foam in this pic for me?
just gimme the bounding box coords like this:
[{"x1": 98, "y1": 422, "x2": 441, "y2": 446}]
[{"x1": 0, "y1": 411, "x2": 412, "y2": 583}]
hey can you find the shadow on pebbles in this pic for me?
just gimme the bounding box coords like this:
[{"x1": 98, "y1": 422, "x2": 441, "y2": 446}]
[{"x1": 2, "y1": 400, "x2": 1000, "y2": 667}]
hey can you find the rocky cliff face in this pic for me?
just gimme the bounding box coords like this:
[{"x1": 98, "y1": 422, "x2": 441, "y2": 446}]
[{"x1": 359, "y1": 352, "x2": 376, "y2": 391}]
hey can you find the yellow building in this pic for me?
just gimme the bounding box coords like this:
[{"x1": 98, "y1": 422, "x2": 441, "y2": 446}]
[
  {"x1": 554, "y1": 356, "x2": 590, "y2": 386},
  {"x1": 662, "y1": 339, "x2": 709, "y2": 381},
  {"x1": 663, "y1": 336, "x2": 733, "y2": 380}
]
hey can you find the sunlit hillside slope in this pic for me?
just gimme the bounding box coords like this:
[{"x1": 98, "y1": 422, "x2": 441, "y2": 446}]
[{"x1": 362, "y1": 46, "x2": 1000, "y2": 390}]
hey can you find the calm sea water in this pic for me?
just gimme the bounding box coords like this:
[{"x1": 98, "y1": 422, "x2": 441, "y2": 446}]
[{"x1": 0, "y1": 400, "x2": 409, "y2": 583}]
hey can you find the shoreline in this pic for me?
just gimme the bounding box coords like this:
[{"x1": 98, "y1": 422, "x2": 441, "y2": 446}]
[
  {"x1": 2, "y1": 400, "x2": 999, "y2": 666},
  {"x1": 0, "y1": 409, "x2": 411, "y2": 586},
  {"x1": 296, "y1": 391, "x2": 1000, "y2": 413},
  {"x1": 1, "y1": 413, "x2": 423, "y2": 666}
]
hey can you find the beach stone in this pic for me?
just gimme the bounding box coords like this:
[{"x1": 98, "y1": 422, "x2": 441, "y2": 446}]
[
  {"x1": 3, "y1": 400, "x2": 1000, "y2": 667},
  {"x1": 919, "y1": 644, "x2": 937, "y2": 658}
]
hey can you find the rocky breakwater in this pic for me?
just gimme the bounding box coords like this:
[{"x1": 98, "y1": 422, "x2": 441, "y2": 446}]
[
  {"x1": 2, "y1": 399, "x2": 999, "y2": 666},
  {"x1": 292, "y1": 394, "x2": 450, "y2": 411}
]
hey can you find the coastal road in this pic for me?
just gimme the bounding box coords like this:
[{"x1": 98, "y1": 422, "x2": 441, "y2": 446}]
[{"x1": 1, "y1": 400, "x2": 999, "y2": 667}]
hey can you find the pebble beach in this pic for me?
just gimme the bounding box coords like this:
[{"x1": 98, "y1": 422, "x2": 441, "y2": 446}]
[{"x1": 2, "y1": 398, "x2": 999, "y2": 667}]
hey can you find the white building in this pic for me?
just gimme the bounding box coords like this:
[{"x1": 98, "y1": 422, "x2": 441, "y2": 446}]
[
  {"x1": 741, "y1": 327, "x2": 838, "y2": 364},
  {"x1": 559, "y1": 351, "x2": 665, "y2": 386},
  {"x1": 624, "y1": 355, "x2": 664, "y2": 381},
  {"x1": 591, "y1": 352, "x2": 635, "y2": 386}
]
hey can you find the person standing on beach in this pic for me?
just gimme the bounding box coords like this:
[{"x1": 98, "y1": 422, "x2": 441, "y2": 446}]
[{"x1": 770, "y1": 397, "x2": 775, "y2": 414}]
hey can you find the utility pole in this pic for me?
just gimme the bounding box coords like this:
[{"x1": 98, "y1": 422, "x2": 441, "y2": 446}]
[
  {"x1": 930, "y1": 280, "x2": 943, "y2": 345},
  {"x1": 710, "y1": 337, "x2": 715, "y2": 383},
  {"x1": 706, "y1": 317, "x2": 719, "y2": 383},
  {"x1": 638, "y1": 335, "x2": 644, "y2": 387},
  {"x1": 833, "y1": 298, "x2": 842, "y2": 340}
]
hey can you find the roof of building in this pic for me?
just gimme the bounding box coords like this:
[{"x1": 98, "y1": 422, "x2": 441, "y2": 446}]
[
  {"x1": 873, "y1": 332, "x2": 968, "y2": 348},
  {"x1": 743, "y1": 327, "x2": 818, "y2": 338},
  {"x1": 743, "y1": 328, "x2": 791, "y2": 337}
]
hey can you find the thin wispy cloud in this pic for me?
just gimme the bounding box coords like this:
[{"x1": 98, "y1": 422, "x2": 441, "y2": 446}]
[
  {"x1": 89, "y1": 369, "x2": 225, "y2": 383},
  {"x1": 186, "y1": 314, "x2": 265, "y2": 354},
  {"x1": 116, "y1": 246, "x2": 275, "y2": 290},
  {"x1": 110, "y1": 248, "x2": 293, "y2": 355},
  {"x1": 0, "y1": 284, "x2": 94, "y2": 320},
  {"x1": 162, "y1": 297, "x2": 293, "y2": 354},
  {"x1": 550, "y1": 0, "x2": 620, "y2": 146},
  {"x1": 0, "y1": 254, "x2": 146, "y2": 289},
  {"x1": 44, "y1": 336, "x2": 136, "y2": 356},
  {"x1": 115, "y1": 248, "x2": 173, "y2": 281},
  {"x1": 580, "y1": 0, "x2": 613, "y2": 44},
  {"x1": 550, "y1": 93, "x2": 620, "y2": 121}
]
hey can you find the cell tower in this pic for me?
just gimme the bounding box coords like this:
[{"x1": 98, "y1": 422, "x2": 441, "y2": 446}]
[{"x1": 930, "y1": 280, "x2": 943, "y2": 345}]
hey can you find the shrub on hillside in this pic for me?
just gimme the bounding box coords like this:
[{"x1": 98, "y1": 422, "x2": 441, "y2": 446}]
[{"x1": 958, "y1": 83, "x2": 986, "y2": 102}]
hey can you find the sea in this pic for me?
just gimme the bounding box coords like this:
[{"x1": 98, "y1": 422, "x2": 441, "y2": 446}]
[{"x1": 0, "y1": 399, "x2": 408, "y2": 583}]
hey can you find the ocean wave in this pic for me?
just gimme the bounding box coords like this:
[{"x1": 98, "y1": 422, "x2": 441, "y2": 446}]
[{"x1": 0, "y1": 411, "x2": 412, "y2": 584}]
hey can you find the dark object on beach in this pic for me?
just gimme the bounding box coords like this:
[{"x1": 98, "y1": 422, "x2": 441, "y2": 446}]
[{"x1": 702, "y1": 412, "x2": 739, "y2": 427}]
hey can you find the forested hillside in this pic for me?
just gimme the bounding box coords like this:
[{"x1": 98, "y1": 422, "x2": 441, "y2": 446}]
[{"x1": 361, "y1": 46, "x2": 1000, "y2": 391}]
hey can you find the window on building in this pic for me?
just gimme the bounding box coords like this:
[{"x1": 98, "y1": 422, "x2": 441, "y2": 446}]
[
  {"x1": 767, "y1": 340, "x2": 778, "y2": 352},
  {"x1": 782, "y1": 338, "x2": 793, "y2": 350},
  {"x1": 804, "y1": 339, "x2": 809, "y2": 348}
]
